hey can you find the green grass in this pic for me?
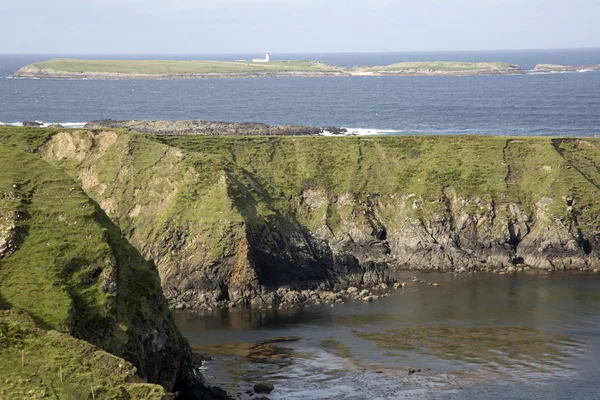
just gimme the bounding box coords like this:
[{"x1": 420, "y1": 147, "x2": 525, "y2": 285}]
[
  {"x1": 27, "y1": 58, "x2": 344, "y2": 74},
  {"x1": 356, "y1": 61, "x2": 513, "y2": 72},
  {"x1": 0, "y1": 309, "x2": 166, "y2": 400},
  {"x1": 0, "y1": 128, "x2": 187, "y2": 394}
]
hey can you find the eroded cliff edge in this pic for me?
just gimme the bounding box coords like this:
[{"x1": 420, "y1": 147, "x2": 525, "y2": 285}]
[
  {"x1": 12, "y1": 128, "x2": 594, "y2": 312},
  {"x1": 0, "y1": 130, "x2": 229, "y2": 398}
]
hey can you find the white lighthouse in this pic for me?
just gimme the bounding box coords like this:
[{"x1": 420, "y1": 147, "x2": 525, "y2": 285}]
[{"x1": 252, "y1": 51, "x2": 270, "y2": 63}]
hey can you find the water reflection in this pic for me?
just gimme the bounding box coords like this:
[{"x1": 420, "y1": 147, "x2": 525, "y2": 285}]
[{"x1": 176, "y1": 272, "x2": 600, "y2": 399}]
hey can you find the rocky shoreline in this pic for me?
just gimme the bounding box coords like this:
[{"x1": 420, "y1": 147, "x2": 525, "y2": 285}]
[{"x1": 84, "y1": 119, "x2": 348, "y2": 136}]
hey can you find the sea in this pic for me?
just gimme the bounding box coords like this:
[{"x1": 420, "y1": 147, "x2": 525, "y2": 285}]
[{"x1": 1, "y1": 48, "x2": 600, "y2": 136}]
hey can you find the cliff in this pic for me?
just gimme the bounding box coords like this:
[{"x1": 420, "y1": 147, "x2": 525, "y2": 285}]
[
  {"x1": 0, "y1": 128, "x2": 229, "y2": 398},
  {"x1": 3, "y1": 127, "x2": 595, "y2": 312}
]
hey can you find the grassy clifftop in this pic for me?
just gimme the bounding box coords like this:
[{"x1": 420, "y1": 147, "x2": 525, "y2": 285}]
[
  {"x1": 0, "y1": 127, "x2": 197, "y2": 397},
  {"x1": 2, "y1": 126, "x2": 600, "y2": 314}
]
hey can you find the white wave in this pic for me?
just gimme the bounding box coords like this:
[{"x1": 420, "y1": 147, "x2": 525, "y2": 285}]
[
  {"x1": 0, "y1": 121, "x2": 87, "y2": 129},
  {"x1": 321, "y1": 127, "x2": 404, "y2": 136}
]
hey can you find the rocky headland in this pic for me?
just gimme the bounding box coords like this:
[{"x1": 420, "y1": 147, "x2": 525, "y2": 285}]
[
  {"x1": 84, "y1": 119, "x2": 340, "y2": 136},
  {"x1": 2, "y1": 126, "x2": 596, "y2": 314},
  {"x1": 0, "y1": 127, "x2": 231, "y2": 398}
]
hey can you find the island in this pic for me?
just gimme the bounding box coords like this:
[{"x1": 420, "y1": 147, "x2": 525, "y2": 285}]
[
  {"x1": 533, "y1": 63, "x2": 600, "y2": 73},
  {"x1": 13, "y1": 58, "x2": 347, "y2": 79},
  {"x1": 14, "y1": 58, "x2": 530, "y2": 79},
  {"x1": 352, "y1": 61, "x2": 523, "y2": 76}
]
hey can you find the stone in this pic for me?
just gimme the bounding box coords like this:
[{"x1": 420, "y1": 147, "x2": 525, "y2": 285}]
[
  {"x1": 254, "y1": 382, "x2": 275, "y2": 394},
  {"x1": 22, "y1": 121, "x2": 42, "y2": 127}
]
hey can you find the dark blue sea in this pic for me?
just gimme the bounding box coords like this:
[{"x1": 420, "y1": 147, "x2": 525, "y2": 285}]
[{"x1": 1, "y1": 49, "x2": 600, "y2": 136}]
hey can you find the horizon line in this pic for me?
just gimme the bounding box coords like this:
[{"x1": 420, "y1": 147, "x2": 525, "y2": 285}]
[{"x1": 2, "y1": 46, "x2": 600, "y2": 56}]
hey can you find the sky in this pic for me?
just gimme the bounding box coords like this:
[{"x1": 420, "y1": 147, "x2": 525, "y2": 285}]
[{"x1": 1, "y1": 0, "x2": 599, "y2": 54}]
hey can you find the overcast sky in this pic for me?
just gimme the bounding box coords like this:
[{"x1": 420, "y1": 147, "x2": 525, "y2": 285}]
[{"x1": 2, "y1": 0, "x2": 599, "y2": 54}]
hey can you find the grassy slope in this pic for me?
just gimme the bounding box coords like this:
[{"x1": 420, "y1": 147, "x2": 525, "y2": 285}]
[
  {"x1": 154, "y1": 135, "x2": 600, "y2": 234},
  {"x1": 3, "y1": 126, "x2": 598, "y2": 237},
  {"x1": 357, "y1": 61, "x2": 513, "y2": 72},
  {"x1": 29, "y1": 58, "x2": 343, "y2": 74},
  {"x1": 0, "y1": 310, "x2": 165, "y2": 400},
  {"x1": 0, "y1": 127, "x2": 184, "y2": 398}
]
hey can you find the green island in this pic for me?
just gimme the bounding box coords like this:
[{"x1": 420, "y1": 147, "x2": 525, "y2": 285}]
[
  {"x1": 1, "y1": 123, "x2": 600, "y2": 397},
  {"x1": 13, "y1": 58, "x2": 346, "y2": 79},
  {"x1": 13, "y1": 58, "x2": 527, "y2": 79},
  {"x1": 353, "y1": 61, "x2": 520, "y2": 75}
]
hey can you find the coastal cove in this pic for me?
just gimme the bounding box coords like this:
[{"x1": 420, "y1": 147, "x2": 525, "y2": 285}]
[{"x1": 178, "y1": 271, "x2": 600, "y2": 399}]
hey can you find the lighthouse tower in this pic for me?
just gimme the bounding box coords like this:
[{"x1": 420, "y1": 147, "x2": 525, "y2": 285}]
[{"x1": 252, "y1": 51, "x2": 271, "y2": 63}]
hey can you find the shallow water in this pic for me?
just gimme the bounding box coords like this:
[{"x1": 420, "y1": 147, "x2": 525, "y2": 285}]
[{"x1": 176, "y1": 272, "x2": 600, "y2": 399}]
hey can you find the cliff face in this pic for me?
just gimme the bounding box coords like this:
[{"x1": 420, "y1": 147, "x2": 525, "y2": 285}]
[
  {"x1": 0, "y1": 129, "x2": 229, "y2": 397},
  {"x1": 33, "y1": 130, "x2": 600, "y2": 310}
]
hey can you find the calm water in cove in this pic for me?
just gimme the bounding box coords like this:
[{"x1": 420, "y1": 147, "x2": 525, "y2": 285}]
[
  {"x1": 1, "y1": 49, "x2": 600, "y2": 136},
  {"x1": 176, "y1": 272, "x2": 600, "y2": 399}
]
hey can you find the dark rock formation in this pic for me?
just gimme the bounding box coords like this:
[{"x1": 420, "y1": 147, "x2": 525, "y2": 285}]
[
  {"x1": 85, "y1": 119, "x2": 325, "y2": 136},
  {"x1": 254, "y1": 382, "x2": 275, "y2": 394},
  {"x1": 22, "y1": 120, "x2": 42, "y2": 127}
]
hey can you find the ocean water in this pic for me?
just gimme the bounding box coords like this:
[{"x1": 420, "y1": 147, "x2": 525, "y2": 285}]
[
  {"x1": 177, "y1": 271, "x2": 600, "y2": 400},
  {"x1": 1, "y1": 49, "x2": 600, "y2": 136}
]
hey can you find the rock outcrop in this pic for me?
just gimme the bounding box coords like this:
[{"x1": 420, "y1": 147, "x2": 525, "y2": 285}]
[
  {"x1": 85, "y1": 119, "x2": 325, "y2": 136},
  {"x1": 31, "y1": 129, "x2": 600, "y2": 312}
]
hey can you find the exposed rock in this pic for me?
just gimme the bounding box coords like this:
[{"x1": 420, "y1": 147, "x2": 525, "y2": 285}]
[
  {"x1": 85, "y1": 119, "x2": 325, "y2": 136},
  {"x1": 321, "y1": 126, "x2": 348, "y2": 135},
  {"x1": 22, "y1": 121, "x2": 42, "y2": 127},
  {"x1": 38, "y1": 131, "x2": 600, "y2": 312},
  {"x1": 254, "y1": 382, "x2": 275, "y2": 394}
]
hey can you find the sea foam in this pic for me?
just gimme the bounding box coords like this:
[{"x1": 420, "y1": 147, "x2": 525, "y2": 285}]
[{"x1": 0, "y1": 121, "x2": 87, "y2": 129}]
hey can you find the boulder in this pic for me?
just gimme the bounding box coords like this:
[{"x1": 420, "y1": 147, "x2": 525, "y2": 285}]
[{"x1": 254, "y1": 382, "x2": 275, "y2": 394}]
